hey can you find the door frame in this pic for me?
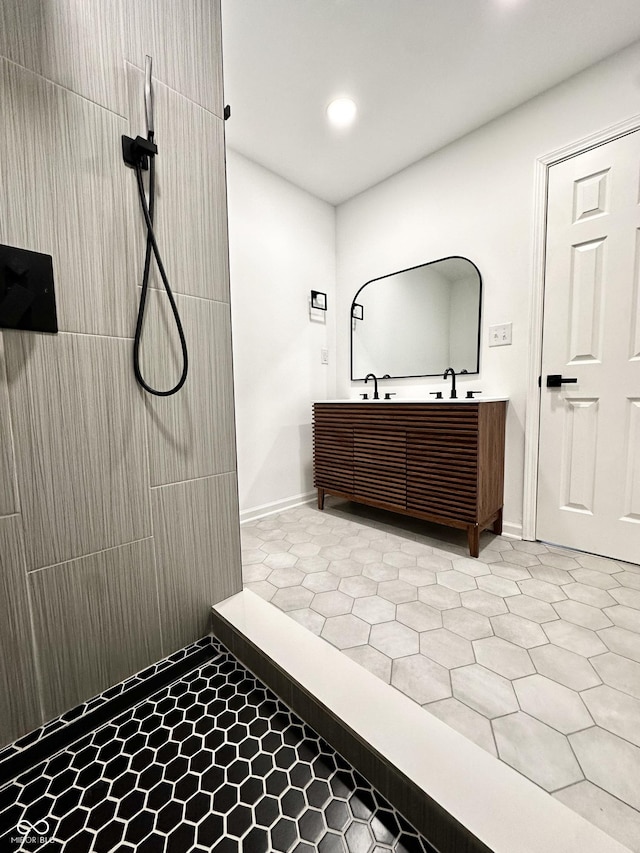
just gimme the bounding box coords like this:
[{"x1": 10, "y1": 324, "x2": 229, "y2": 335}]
[{"x1": 522, "y1": 112, "x2": 640, "y2": 541}]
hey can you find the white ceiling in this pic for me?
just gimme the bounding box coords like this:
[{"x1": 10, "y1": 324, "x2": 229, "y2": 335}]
[{"x1": 221, "y1": 0, "x2": 640, "y2": 205}]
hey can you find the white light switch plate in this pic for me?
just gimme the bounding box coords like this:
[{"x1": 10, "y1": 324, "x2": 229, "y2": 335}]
[{"x1": 489, "y1": 323, "x2": 512, "y2": 347}]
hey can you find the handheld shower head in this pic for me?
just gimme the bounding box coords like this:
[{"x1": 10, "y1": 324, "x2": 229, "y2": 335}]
[{"x1": 144, "y1": 55, "x2": 154, "y2": 138}]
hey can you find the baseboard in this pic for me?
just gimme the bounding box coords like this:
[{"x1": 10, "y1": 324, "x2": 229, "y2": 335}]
[
  {"x1": 501, "y1": 520, "x2": 522, "y2": 540},
  {"x1": 239, "y1": 491, "x2": 315, "y2": 524}
]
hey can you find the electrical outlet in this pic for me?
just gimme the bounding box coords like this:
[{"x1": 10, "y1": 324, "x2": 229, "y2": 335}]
[
  {"x1": 320, "y1": 347, "x2": 329, "y2": 364},
  {"x1": 489, "y1": 323, "x2": 512, "y2": 347}
]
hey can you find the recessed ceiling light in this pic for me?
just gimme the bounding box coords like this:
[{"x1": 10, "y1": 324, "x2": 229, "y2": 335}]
[{"x1": 326, "y1": 97, "x2": 357, "y2": 128}]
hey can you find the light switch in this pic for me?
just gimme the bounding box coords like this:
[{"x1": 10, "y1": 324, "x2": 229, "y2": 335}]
[{"x1": 489, "y1": 323, "x2": 512, "y2": 347}]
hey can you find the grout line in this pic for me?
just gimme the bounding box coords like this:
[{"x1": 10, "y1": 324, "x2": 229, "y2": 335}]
[
  {"x1": 124, "y1": 59, "x2": 225, "y2": 123},
  {"x1": 150, "y1": 470, "x2": 237, "y2": 491},
  {"x1": 0, "y1": 55, "x2": 128, "y2": 121},
  {"x1": 58, "y1": 330, "x2": 134, "y2": 342},
  {"x1": 0, "y1": 335, "x2": 21, "y2": 517},
  {"x1": 27, "y1": 537, "x2": 155, "y2": 576},
  {"x1": 142, "y1": 392, "x2": 164, "y2": 657},
  {"x1": 20, "y1": 519, "x2": 47, "y2": 728}
]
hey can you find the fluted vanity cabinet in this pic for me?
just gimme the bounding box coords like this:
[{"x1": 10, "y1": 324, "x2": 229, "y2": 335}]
[{"x1": 313, "y1": 401, "x2": 507, "y2": 557}]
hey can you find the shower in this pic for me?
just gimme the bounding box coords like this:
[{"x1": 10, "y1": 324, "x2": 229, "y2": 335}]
[{"x1": 122, "y1": 56, "x2": 189, "y2": 397}]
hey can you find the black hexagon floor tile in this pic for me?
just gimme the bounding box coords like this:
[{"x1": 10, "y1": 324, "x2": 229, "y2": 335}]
[{"x1": 0, "y1": 639, "x2": 436, "y2": 852}]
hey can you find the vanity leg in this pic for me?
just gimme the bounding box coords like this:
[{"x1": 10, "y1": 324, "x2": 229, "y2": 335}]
[
  {"x1": 317, "y1": 488, "x2": 325, "y2": 510},
  {"x1": 467, "y1": 525, "x2": 480, "y2": 558},
  {"x1": 493, "y1": 508, "x2": 503, "y2": 535}
]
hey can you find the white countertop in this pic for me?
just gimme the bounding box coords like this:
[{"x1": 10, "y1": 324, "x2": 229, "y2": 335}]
[{"x1": 314, "y1": 397, "x2": 509, "y2": 403}]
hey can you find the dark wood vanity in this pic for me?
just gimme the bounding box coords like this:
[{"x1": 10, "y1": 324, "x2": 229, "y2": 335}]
[{"x1": 313, "y1": 401, "x2": 507, "y2": 557}]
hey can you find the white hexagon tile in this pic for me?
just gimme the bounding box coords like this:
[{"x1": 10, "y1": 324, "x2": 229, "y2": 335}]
[{"x1": 241, "y1": 498, "x2": 640, "y2": 852}]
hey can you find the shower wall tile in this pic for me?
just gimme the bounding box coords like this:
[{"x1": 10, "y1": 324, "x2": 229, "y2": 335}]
[
  {"x1": 0, "y1": 0, "x2": 125, "y2": 115},
  {"x1": 0, "y1": 515, "x2": 42, "y2": 744},
  {"x1": 142, "y1": 292, "x2": 237, "y2": 486},
  {"x1": 126, "y1": 63, "x2": 230, "y2": 304},
  {"x1": 125, "y1": 0, "x2": 223, "y2": 118},
  {"x1": 0, "y1": 335, "x2": 17, "y2": 515},
  {"x1": 4, "y1": 331, "x2": 151, "y2": 571},
  {"x1": 152, "y1": 473, "x2": 242, "y2": 654},
  {"x1": 0, "y1": 58, "x2": 137, "y2": 338},
  {"x1": 29, "y1": 538, "x2": 162, "y2": 719}
]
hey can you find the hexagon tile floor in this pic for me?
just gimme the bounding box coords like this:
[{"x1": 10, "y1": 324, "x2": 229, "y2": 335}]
[
  {"x1": 241, "y1": 498, "x2": 640, "y2": 853},
  {"x1": 0, "y1": 637, "x2": 436, "y2": 853}
]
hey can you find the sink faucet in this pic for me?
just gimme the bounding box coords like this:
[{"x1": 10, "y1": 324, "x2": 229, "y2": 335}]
[
  {"x1": 443, "y1": 367, "x2": 457, "y2": 399},
  {"x1": 364, "y1": 373, "x2": 379, "y2": 400}
]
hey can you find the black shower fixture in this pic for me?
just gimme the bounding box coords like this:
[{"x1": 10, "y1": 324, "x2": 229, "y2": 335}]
[{"x1": 122, "y1": 55, "x2": 189, "y2": 397}]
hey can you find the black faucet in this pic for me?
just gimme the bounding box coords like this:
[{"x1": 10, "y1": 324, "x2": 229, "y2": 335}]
[
  {"x1": 443, "y1": 367, "x2": 457, "y2": 399},
  {"x1": 364, "y1": 373, "x2": 379, "y2": 400}
]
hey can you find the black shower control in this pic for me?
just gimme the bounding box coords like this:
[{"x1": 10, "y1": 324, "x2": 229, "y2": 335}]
[
  {"x1": 224, "y1": 104, "x2": 231, "y2": 120},
  {"x1": 122, "y1": 134, "x2": 157, "y2": 171},
  {"x1": 0, "y1": 244, "x2": 58, "y2": 333}
]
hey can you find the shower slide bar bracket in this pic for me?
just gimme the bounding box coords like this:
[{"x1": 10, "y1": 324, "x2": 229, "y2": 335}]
[{"x1": 121, "y1": 134, "x2": 157, "y2": 171}]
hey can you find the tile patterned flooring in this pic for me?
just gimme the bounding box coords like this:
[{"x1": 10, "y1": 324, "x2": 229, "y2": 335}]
[
  {"x1": 241, "y1": 499, "x2": 640, "y2": 853},
  {"x1": 0, "y1": 638, "x2": 435, "y2": 853}
]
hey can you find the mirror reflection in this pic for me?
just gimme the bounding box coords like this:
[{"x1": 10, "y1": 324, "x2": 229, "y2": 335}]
[{"x1": 351, "y1": 256, "x2": 482, "y2": 380}]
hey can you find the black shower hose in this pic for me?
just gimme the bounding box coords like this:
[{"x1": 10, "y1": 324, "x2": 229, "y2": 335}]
[{"x1": 132, "y1": 152, "x2": 188, "y2": 396}]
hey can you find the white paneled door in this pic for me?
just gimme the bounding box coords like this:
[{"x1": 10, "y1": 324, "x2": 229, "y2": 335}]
[{"x1": 537, "y1": 130, "x2": 640, "y2": 564}]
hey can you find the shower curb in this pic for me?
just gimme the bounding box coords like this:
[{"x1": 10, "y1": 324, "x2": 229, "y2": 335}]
[{"x1": 210, "y1": 605, "x2": 492, "y2": 853}]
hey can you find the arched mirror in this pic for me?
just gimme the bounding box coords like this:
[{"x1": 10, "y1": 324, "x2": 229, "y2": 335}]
[{"x1": 350, "y1": 256, "x2": 482, "y2": 380}]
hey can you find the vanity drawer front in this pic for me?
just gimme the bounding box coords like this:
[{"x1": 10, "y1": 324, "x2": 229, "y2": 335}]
[
  {"x1": 407, "y1": 485, "x2": 477, "y2": 523},
  {"x1": 407, "y1": 430, "x2": 478, "y2": 522},
  {"x1": 354, "y1": 430, "x2": 406, "y2": 471},
  {"x1": 354, "y1": 465, "x2": 406, "y2": 509},
  {"x1": 313, "y1": 426, "x2": 353, "y2": 492},
  {"x1": 353, "y1": 430, "x2": 406, "y2": 509}
]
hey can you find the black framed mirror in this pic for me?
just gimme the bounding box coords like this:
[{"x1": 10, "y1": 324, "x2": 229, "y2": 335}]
[{"x1": 350, "y1": 256, "x2": 482, "y2": 380}]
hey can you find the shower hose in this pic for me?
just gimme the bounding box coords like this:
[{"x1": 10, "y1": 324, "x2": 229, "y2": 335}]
[{"x1": 132, "y1": 143, "x2": 188, "y2": 396}]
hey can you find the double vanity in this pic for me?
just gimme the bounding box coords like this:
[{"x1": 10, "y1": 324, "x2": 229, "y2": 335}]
[
  {"x1": 321, "y1": 254, "x2": 505, "y2": 557},
  {"x1": 313, "y1": 398, "x2": 507, "y2": 558}
]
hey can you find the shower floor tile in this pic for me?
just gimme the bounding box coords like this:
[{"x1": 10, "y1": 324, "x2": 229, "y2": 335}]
[
  {"x1": 241, "y1": 499, "x2": 640, "y2": 853},
  {"x1": 0, "y1": 638, "x2": 435, "y2": 853}
]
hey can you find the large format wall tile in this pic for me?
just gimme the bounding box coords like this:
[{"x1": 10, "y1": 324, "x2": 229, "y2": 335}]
[
  {"x1": 4, "y1": 331, "x2": 151, "y2": 571},
  {"x1": 0, "y1": 516, "x2": 41, "y2": 745},
  {"x1": 0, "y1": 336, "x2": 17, "y2": 515},
  {"x1": 125, "y1": 0, "x2": 223, "y2": 118},
  {"x1": 126, "y1": 63, "x2": 230, "y2": 303},
  {"x1": 29, "y1": 539, "x2": 162, "y2": 719},
  {"x1": 0, "y1": 0, "x2": 125, "y2": 115},
  {"x1": 152, "y1": 473, "x2": 242, "y2": 653},
  {"x1": 141, "y1": 292, "x2": 237, "y2": 485},
  {"x1": 0, "y1": 58, "x2": 137, "y2": 337}
]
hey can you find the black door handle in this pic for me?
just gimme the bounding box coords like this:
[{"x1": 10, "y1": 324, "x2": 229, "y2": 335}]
[{"x1": 546, "y1": 374, "x2": 578, "y2": 388}]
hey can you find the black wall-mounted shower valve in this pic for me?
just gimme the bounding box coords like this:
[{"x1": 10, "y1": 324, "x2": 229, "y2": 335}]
[
  {"x1": 122, "y1": 134, "x2": 158, "y2": 171},
  {"x1": 224, "y1": 104, "x2": 231, "y2": 120}
]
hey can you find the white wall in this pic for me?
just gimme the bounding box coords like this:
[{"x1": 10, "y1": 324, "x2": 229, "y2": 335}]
[
  {"x1": 335, "y1": 40, "x2": 640, "y2": 534},
  {"x1": 227, "y1": 150, "x2": 336, "y2": 517}
]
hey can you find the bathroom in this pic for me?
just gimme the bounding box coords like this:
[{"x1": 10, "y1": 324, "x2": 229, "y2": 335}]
[{"x1": 0, "y1": 1, "x2": 639, "y2": 851}]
